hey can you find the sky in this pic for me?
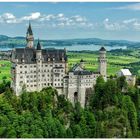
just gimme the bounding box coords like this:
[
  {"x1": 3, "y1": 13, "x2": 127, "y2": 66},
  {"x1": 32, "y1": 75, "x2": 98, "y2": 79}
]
[{"x1": 1, "y1": 2, "x2": 140, "y2": 41}]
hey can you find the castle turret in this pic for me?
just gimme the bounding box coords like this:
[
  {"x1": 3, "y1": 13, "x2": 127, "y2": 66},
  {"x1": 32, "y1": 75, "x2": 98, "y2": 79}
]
[
  {"x1": 98, "y1": 46, "x2": 107, "y2": 78},
  {"x1": 36, "y1": 39, "x2": 42, "y2": 91},
  {"x1": 80, "y1": 59, "x2": 85, "y2": 69},
  {"x1": 26, "y1": 22, "x2": 34, "y2": 48}
]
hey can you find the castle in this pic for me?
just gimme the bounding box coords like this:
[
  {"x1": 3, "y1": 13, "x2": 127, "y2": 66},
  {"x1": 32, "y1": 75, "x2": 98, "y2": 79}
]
[{"x1": 11, "y1": 23, "x2": 107, "y2": 107}]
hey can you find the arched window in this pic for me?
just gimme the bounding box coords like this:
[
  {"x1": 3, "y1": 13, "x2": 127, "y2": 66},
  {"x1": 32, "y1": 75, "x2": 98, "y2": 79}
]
[{"x1": 74, "y1": 92, "x2": 78, "y2": 103}]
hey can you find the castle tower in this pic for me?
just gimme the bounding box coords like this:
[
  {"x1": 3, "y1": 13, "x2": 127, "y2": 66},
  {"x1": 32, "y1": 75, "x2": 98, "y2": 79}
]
[
  {"x1": 80, "y1": 59, "x2": 85, "y2": 69},
  {"x1": 36, "y1": 39, "x2": 42, "y2": 91},
  {"x1": 98, "y1": 46, "x2": 107, "y2": 78},
  {"x1": 26, "y1": 22, "x2": 34, "y2": 48}
]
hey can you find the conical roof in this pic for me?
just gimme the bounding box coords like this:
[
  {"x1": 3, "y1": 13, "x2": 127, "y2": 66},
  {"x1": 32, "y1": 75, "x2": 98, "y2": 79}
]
[
  {"x1": 99, "y1": 46, "x2": 106, "y2": 51},
  {"x1": 37, "y1": 39, "x2": 41, "y2": 50},
  {"x1": 27, "y1": 22, "x2": 33, "y2": 35}
]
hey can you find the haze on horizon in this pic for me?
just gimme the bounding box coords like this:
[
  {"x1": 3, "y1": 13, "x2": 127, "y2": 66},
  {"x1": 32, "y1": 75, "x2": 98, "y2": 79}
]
[{"x1": 0, "y1": 2, "x2": 140, "y2": 42}]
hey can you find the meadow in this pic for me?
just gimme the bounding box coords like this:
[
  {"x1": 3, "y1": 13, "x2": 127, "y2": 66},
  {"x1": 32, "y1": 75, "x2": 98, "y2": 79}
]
[
  {"x1": 0, "y1": 49, "x2": 140, "y2": 81},
  {"x1": 68, "y1": 50, "x2": 140, "y2": 76},
  {"x1": 0, "y1": 60, "x2": 11, "y2": 81}
]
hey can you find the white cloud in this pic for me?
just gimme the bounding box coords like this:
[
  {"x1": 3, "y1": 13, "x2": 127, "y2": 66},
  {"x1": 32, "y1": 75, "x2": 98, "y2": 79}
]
[
  {"x1": 103, "y1": 18, "x2": 125, "y2": 31},
  {"x1": 0, "y1": 13, "x2": 19, "y2": 23},
  {"x1": 123, "y1": 18, "x2": 137, "y2": 24},
  {"x1": 21, "y1": 12, "x2": 41, "y2": 21},
  {"x1": 113, "y1": 3, "x2": 140, "y2": 11},
  {"x1": 102, "y1": 17, "x2": 140, "y2": 31},
  {"x1": 57, "y1": 13, "x2": 64, "y2": 18},
  {"x1": 0, "y1": 12, "x2": 94, "y2": 29}
]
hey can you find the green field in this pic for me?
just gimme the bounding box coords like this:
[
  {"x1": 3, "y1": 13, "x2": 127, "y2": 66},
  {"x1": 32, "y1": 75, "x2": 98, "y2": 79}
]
[
  {"x1": 0, "y1": 60, "x2": 11, "y2": 81},
  {"x1": 0, "y1": 49, "x2": 140, "y2": 81},
  {"x1": 68, "y1": 50, "x2": 140, "y2": 76}
]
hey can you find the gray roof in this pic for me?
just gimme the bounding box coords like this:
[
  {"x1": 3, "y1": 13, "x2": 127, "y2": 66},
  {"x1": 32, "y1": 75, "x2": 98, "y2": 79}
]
[
  {"x1": 14, "y1": 48, "x2": 36, "y2": 64},
  {"x1": 71, "y1": 63, "x2": 81, "y2": 71},
  {"x1": 37, "y1": 40, "x2": 41, "y2": 50},
  {"x1": 100, "y1": 47, "x2": 106, "y2": 51},
  {"x1": 13, "y1": 48, "x2": 67, "y2": 64},
  {"x1": 73, "y1": 70, "x2": 92, "y2": 75},
  {"x1": 27, "y1": 23, "x2": 33, "y2": 35}
]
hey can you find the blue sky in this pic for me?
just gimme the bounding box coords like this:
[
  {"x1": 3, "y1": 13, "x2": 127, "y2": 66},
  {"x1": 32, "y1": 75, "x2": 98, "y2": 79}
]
[{"x1": 1, "y1": 2, "x2": 140, "y2": 41}]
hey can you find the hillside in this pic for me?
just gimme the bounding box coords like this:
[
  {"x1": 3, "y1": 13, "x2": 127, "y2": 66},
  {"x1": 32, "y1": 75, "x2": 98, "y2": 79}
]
[{"x1": 0, "y1": 35, "x2": 140, "y2": 49}]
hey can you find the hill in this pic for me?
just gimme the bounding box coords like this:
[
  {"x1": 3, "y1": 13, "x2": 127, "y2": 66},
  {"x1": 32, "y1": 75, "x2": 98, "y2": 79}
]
[{"x1": 0, "y1": 35, "x2": 140, "y2": 49}]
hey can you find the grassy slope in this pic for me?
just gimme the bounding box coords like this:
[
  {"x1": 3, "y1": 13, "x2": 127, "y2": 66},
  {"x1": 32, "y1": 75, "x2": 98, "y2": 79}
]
[
  {"x1": 0, "y1": 50, "x2": 139, "y2": 81},
  {"x1": 68, "y1": 51, "x2": 140, "y2": 76},
  {"x1": 0, "y1": 60, "x2": 11, "y2": 81}
]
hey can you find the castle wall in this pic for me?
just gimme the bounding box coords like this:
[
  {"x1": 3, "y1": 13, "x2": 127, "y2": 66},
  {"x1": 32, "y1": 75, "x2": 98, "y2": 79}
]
[
  {"x1": 12, "y1": 61, "x2": 67, "y2": 95},
  {"x1": 66, "y1": 73, "x2": 100, "y2": 107}
]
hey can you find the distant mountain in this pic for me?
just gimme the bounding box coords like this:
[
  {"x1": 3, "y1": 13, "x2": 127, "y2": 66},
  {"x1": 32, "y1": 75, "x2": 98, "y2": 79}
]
[{"x1": 0, "y1": 35, "x2": 140, "y2": 49}]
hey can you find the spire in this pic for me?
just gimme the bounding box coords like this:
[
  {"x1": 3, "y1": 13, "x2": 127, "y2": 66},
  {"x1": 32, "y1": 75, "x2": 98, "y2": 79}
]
[
  {"x1": 27, "y1": 21, "x2": 33, "y2": 35},
  {"x1": 37, "y1": 39, "x2": 41, "y2": 50},
  {"x1": 99, "y1": 46, "x2": 106, "y2": 51},
  {"x1": 26, "y1": 21, "x2": 34, "y2": 48}
]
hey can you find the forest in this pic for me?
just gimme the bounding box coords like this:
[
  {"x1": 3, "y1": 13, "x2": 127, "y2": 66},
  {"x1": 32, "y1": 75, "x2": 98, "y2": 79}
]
[{"x1": 0, "y1": 76, "x2": 140, "y2": 138}]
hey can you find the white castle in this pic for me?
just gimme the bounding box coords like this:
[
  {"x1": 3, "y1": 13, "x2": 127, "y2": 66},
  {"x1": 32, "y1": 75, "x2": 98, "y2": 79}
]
[{"x1": 11, "y1": 23, "x2": 107, "y2": 107}]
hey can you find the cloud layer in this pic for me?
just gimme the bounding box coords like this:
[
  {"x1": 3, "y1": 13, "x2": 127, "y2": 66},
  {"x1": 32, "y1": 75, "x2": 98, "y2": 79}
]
[
  {"x1": 1, "y1": 12, "x2": 140, "y2": 32},
  {"x1": 112, "y1": 3, "x2": 140, "y2": 11},
  {"x1": 0, "y1": 12, "x2": 94, "y2": 29}
]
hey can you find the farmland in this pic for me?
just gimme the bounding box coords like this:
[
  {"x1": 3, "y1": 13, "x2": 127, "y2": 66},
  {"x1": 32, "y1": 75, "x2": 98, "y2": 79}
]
[
  {"x1": 68, "y1": 49, "x2": 140, "y2": 76},
  {"x1": 0, "y1": 48, "x2": 140, "y2": 81}
]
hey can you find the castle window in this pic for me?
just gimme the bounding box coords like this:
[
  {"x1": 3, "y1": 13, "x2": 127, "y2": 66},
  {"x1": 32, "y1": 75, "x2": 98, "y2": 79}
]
[
  {"x1": 34, "y1": 65, "x2": 36, "y2": 68},
  {"x1": 20, "y1": 76, "x2": 23, "y2": 78},
  {"x1": 20, "y1": 71, "x2": 22, "y2": 73},
  {"x1": 25, "y1": 71, "x2": 27, "y2": 73},
  {"x1": 25, "y1": 65, "x2": 27, "y2": 68},
  {"x1": 20, "y1": 66, "x2": 22, "y2": 68},
  {"x1": 61, "y1": 70, "x2": 63, "y2": 72},
  {"x1": 34, "y1": 75, "x2": 36, "y2": 78},
  {"x1": 45, "y1": 65, "x2": 47, "y2": 67},
  {"x1": 48, "y1": 83, "x2": 49, "y2": 86},
  {"x1": 74, "y1": 92, "x2": 78, "y2": 103}
]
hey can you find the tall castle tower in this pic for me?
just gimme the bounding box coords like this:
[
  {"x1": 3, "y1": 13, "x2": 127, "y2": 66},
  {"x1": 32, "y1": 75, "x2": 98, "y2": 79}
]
[
  {"x1": 36, "y1": 39, "x2": 42, "y2": 91},
  {"x1": 98, "y1": 46, "x2": 107, "y2": 78},
  {"x1": 26, "y1": 22, "x2": 34, "y2": 48}
]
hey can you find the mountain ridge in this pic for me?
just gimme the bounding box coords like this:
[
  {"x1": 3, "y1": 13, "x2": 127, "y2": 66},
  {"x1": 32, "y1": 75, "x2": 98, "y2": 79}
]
[{"x1": 0, "y1": 34, "x2": 139, "y2": 49}]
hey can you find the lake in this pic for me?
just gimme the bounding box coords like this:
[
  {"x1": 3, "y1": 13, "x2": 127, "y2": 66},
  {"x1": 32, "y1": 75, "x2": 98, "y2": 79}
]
[
  {"x1": 51, "y1": 44, "x2": 127, "y2": 51},
  {"x1": 0, "y1": 44, "x2": 127, "y2": 51}
]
